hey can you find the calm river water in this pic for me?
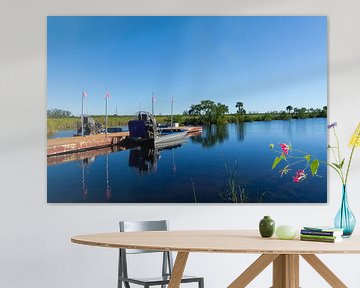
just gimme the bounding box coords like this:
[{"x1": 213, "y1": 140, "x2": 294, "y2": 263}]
[{"x1": 47, "y1": 118, "x2": 327, "y2": 203}]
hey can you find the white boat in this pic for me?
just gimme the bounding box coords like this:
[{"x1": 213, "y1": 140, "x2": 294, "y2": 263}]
[{"x1": 156, "y1": 128, "x2": 187, "y2": 144}]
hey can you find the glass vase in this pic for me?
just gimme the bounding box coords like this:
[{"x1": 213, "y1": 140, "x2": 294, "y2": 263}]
[{"x1": 334, "y1": 185, "x2": 356, "y2": 237}]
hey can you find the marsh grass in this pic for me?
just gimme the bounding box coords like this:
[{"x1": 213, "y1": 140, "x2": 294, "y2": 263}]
[
  {"x1": 190, "y1": 177, "x2": 199, "y2": 203},
  {"x1": 219, "y1": 160, "x2": 271, "y2": 203},
  {"x1": 219, "y1": 160, "x2": 248, "y2": 203}
]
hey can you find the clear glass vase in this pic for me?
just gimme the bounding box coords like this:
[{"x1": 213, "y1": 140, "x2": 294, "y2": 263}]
[{"x1": 334, "y1": 185, "x2": 356, "y2": 237}]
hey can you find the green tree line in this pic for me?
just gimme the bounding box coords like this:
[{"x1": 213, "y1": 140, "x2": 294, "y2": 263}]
[
  {"x1": 182, "y1": 100, "x2": 327, "y2": 125},
  {"x1": 47, "y1": 103, "x2": 327, "y2": 133}
]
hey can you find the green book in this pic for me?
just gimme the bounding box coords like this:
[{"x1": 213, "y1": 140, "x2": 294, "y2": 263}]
[
  {"x1": 300, "y1": 234, "x2": 340, "y2": 240},
  {"x1": 300, "y1": 236, "x2": 342, "y2": 243}
]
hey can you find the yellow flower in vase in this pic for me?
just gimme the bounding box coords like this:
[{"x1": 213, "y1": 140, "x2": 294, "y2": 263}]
[{"x1": 349, "y1": 123, "x2": 360, "y2": 148}]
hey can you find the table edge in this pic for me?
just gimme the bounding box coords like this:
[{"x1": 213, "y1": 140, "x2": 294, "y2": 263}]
[{"x1": 71, "y1": 236, "x2": 360, "y2": 255}]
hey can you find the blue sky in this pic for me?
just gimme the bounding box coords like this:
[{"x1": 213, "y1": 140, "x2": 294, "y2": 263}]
[{"x1": 47, "y1": 16, "x2": 327, "y2": 116}]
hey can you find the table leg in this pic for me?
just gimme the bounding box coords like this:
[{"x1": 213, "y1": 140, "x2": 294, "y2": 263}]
[
  {"x1": 301, "y1": 254, "x2": 347, "y2": 288},
  {"x1": 272, "y1": 254, "x2": 299, "y2": 288},
  {"x1": 228, "y1": 253, "x2": 348, "y2": 288},
  {"x1": 228, "y1": 254, "x2": 280, "y2": 288},
  {"x1": 168, "y1": 252, "x2": 189, "y2": 288}
]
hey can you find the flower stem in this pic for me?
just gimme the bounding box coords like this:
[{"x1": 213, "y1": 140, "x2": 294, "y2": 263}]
[
  {"x1": 324, "y1": 162, "x2": 344, "y2": 183},
  {"x1": 330, "y1": 147, "x2": 338, "y2": 164},
  {"x1": 345, "y1": 145, "x2": 356, "y2": 185},
  {"x1": 333, "y1": 127, "x2": 342, "y2": 164},
  {"x1": 285, "y1": 159, "x2": 307, "y2": 168},
  {"x1": 332, "y1": 127, "x2": 345, "y2": 181}
]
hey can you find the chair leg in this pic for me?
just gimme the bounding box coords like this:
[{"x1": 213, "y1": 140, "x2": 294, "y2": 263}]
[
  {"x1": 199, "y1": 278, "x2": 204, "y2": 288},
  {"x1": 118, "y1": 249, "x2": 126, "y2": 288}
]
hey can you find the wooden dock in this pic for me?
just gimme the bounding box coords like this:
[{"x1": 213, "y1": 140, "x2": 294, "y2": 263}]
[
  {"x1": 182, "y1": 126, "x2": 202, "y2": 134},
  {"x1": 47, "y1": 126, "x2": 202, "y2": 157},
  {"x1": 47, "y1": 132, "x2": 128, "y2": 156}
]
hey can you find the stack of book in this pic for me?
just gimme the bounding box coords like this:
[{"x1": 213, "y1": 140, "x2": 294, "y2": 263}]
[{"x1": 300, "y1": 226, "x2": 344, "y2": 243}]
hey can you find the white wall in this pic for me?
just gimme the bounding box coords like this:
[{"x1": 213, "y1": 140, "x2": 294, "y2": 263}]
[{"x1": 1, "y1": 0, "x2": 360, "y2": 287}]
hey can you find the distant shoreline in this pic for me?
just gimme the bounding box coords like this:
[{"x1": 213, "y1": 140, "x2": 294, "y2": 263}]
[{"x1": 47, "y1": 113, "x2": 327, "y2": 134}]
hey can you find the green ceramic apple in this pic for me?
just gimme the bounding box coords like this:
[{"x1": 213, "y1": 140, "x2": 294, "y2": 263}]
[{"x1": 275, "y1": 225, "x2": 297, "y2": 240}]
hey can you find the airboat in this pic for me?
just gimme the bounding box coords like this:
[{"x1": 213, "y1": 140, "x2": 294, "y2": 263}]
[{"x1": 127, "y1": 111, "x2": 188, "y2": 147}]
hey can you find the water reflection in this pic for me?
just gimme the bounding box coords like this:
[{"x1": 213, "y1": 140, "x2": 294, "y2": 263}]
[
  {"x1": 47, "y1": 129, "x2": 76, "y2": 139},
  {"x1": 171, "y1": 149, "x2": 176, "y2": 173},
  {"x1": 191, "y1": 125, "x2": 229, "y2": 147},
  {"x1": 128, "y1": 139, "x2": 185, "y2": 174},
  {"x1": 48, "y1": 138, "x2": 187, "y2": 201},
  {"x1": 80, "y1": 157, "x2": 94, "y2": 200},
  {"x1": 105, "y1": 154, "x2": 111, "y2": 200},
  {"x1": 129, "y1": 148, "x2": 159, "y2": 174},
  {"x1": 79, "y1": 154, "x2": 113, "y2": 201},
  {"x1": 235, "y1": 123, "x2": 246, "y2": 142},
  {"x1": 47, "y1": 145, "x2": 125, "y2": 166}
]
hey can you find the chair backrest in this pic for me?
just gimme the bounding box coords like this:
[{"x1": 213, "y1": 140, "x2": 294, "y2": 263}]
[
  {"x1": 118, "y1": 220, "x2": 173, "y2": 280},
  {"x1": 119, "y1": 220, "x2": 168, "y2": 254},
  {"x1": 120, "y1": 220, "x2": 168, "y2": 232}
]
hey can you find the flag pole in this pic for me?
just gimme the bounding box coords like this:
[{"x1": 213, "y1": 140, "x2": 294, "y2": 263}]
[
  {"x1": 105, "y1": 91, "x2": 108, "y2": 136},
  {"x1": 81, "y1": 91, "x2": 85, "y2": 136},
  {"x1": 151, "y1": 92, "x2": 154, "y2": 115},
  {"x1": 171, "y1": 96, "x2": 174, "y2": 127}
]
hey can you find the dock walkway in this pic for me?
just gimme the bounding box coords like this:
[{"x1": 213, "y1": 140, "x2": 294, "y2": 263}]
[{"x1": 47, "y1": 126, "x2": 202, "y2": 156}]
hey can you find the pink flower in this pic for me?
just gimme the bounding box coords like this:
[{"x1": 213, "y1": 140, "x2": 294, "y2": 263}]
[
  {"x1": 280, "y1": 143, "x2": 290, "y2": 155},
  {"x1": 293, "y1": 170, "x2": 306, "y2": 183}
]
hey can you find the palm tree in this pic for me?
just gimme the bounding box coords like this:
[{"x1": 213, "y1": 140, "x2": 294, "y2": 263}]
[
  {"x1": 236, "y1": 102, "x2": 246, "y2": 120},
  {"x1": 293, "y1": 107, "x2": 299, "y2": 118},
  {"x1": 286, "y1": 105, "x2": 293, "y2": 114}
]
